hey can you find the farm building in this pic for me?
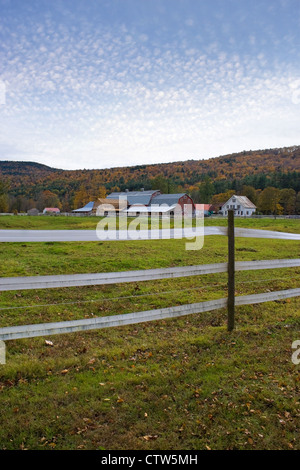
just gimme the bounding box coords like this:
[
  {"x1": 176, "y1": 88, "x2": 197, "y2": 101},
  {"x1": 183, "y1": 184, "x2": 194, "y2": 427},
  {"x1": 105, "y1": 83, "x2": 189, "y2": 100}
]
[
  {"x1": 220, "y1": 195, "x2": 256, "y2": 217},
  {"x1": 72, "y1": 201, "x2": 95, "y2": 214},
  {"x1": 43, "y1": 207, "x2": 60, "y2": 214},
  {"x1": 72, "y1": 189, "x2": 195, "y2": 216},
  {"x1": 194, "y1": 204, "x2": 213, "y2": 217},
  {"x1": 106, "y1": 190, "x2": 161, "y2": 206},
  {"x1": 95, "y1": 198, "x2": 128, "y2": 216},
  {"x1": 106, "y1": 190, "x2": 195, "y2": 216},
  {"x1": 27, "y1": 208, "x2": 39, "y2": 216},
  {"x1": 72, "y1": 198, "x2": 128, "y2": 215},
  {"x1": 149, "y1": 193, "x2": 194, "y2": 216}
]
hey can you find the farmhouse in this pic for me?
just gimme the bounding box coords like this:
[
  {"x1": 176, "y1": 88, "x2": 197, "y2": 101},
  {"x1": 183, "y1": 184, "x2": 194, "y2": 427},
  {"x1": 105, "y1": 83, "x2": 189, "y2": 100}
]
[{"x1": 220, "y1": 195, "x2": 256, "y2": 217}]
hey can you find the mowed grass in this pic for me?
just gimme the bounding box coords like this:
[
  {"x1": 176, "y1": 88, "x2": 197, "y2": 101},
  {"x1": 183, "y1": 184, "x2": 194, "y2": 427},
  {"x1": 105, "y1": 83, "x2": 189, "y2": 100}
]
[
  {"x1": 0, "y1": 217, "x2": 299, "y2": 450},
  {"x1": 0, "y1": 215, "x2": 105, "y2": 230},
  {"x1": 1, "y1": 214, "x2": 300, "y2": 233}
]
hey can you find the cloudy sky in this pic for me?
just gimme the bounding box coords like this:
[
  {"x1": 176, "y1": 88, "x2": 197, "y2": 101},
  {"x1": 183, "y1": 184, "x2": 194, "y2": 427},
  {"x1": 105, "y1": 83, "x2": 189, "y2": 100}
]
[{"x1": 0, "y1": 0, "x2": 299, "y2": 170}]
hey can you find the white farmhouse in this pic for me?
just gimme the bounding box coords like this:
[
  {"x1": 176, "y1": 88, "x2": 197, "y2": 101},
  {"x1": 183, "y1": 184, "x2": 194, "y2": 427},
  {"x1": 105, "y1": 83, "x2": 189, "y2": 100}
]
[{"x1": 220, "y1": 195, "x2": 256, "y2": 217}]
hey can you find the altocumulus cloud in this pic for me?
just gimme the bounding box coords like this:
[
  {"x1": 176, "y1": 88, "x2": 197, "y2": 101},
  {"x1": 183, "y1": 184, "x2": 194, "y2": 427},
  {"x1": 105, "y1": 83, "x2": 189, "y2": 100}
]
[{"x1": 0, "y1": 0, "x2": 299, "y2": 169}]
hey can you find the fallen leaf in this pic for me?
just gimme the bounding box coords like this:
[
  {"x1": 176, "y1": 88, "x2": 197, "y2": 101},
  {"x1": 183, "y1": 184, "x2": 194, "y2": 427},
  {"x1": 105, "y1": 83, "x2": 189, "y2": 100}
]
[{"x1": 143, "y1": 435, "x2": 158, "y2": 441}]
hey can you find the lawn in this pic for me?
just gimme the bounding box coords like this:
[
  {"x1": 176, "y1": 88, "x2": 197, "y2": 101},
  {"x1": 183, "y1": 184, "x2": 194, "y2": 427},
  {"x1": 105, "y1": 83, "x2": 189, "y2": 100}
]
[
  {"x1": 1, "y1": 214, "x2": 300, "y2": 233},
  {"x1": 0, "y1": 216, "x2": 299, "y2": 450}
]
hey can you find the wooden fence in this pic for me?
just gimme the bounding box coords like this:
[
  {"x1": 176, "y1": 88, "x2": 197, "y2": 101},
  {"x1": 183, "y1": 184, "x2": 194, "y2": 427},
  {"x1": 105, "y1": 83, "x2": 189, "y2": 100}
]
[{"x1": 0, "y1": 211, "x2": 299, "y2": 341}]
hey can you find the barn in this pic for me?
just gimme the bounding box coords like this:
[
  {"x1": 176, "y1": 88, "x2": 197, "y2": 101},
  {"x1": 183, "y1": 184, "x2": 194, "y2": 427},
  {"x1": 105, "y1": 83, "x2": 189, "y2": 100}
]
[
  {"x1": 106, "y1": 190, "x2": 161, "y2": 206},
  {"x1": 106, "y1": 190, "x2": 195, "y2": 216},
  {"x1": 150, "y1": 193, "x2": 195, "y2": 215}
]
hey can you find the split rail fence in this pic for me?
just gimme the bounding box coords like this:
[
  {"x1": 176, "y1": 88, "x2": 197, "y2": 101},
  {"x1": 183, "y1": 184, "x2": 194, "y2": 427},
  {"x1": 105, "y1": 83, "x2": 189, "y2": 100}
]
[{"x1": 0, "y1": 211, "x2": 300, "y2": 341}]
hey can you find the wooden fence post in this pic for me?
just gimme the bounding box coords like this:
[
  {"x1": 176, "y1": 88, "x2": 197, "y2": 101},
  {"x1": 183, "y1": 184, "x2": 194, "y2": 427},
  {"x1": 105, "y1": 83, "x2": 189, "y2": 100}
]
[{"x1": 227, "y1": 210, "x2": 235, "y2": 331}]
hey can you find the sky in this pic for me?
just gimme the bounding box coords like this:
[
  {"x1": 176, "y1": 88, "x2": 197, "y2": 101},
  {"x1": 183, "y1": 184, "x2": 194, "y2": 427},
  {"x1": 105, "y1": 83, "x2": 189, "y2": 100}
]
[{"x1": 0, "y1": 0, "x2": 300, "y2": 170}]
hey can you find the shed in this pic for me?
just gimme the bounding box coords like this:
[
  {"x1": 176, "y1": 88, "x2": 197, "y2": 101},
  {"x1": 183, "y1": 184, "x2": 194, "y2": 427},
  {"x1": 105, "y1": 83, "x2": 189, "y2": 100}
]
[
  {"x1": 27, "y1": 208, "x2": 39, "y2": 216},
  {"x1": 194, "y1": 204, "x2": 213, "y2": 217},
  {"x1": 43, "y1": 207, "x2": 60, "y2": 214},
  {"x1": 72, "y1": 201, "x2": 95, "y2": 214}
]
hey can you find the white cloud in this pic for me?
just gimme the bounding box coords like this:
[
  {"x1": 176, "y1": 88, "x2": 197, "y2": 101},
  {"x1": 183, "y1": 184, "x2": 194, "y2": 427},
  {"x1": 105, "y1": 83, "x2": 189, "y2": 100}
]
[{"x1": 0, "y1": 3, "x2": 299, "y2": 169}]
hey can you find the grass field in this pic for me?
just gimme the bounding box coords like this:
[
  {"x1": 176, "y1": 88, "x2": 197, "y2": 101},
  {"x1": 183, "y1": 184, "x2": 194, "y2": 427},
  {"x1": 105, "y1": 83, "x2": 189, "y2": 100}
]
[
  {"x1": 1, "y1": 214, "x2": 300, "y2": 233},
  {"x1": 0, "y1": 215, "x2": 299, "y2": 450}
]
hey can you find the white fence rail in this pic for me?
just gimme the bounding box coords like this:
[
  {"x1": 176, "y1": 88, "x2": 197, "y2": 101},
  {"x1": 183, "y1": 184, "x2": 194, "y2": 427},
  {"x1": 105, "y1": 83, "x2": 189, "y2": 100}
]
[
  {"x1": 1, "y1": 288, "x2": 300, "y2": 342},
  {"x1": 1, "y1": 221, "x2": 299, "y2": 341},
  {"x1": 1, "y1": 226, "x2": 300, "y2": 242},
  {"x1": 1, "y1": 258, "x2": 300, "y2": 292}
]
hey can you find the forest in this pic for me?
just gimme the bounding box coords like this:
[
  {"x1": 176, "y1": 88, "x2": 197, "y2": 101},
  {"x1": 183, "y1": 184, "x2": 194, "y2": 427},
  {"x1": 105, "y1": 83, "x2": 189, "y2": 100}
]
[{"x1": 0, "y1": 145, "x2": 300, "y2": 215}]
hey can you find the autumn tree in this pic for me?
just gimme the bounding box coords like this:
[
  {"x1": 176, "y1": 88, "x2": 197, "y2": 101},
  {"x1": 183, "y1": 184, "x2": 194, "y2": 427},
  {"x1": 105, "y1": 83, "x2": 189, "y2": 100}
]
[
  {"x1": 296, "y1": 192, "x2": 300, "y2": 215},
  {"x1": 241, "y1": 185, "x2": 258, "y2": 205},
  {"x1": 257, "y1": 187, "x2": 283, "y2": 215},
  {"x1": 211, "y1": 190, "x2": 235, "y2": 206},
  {"x1": 73, "y1": 186, "x2": 90, "y2": 209},
  {"x1": 0, "y1": 178, "x2": 9, "y2": 212},
  {"x1": 150, "y1": 175, "x2": 176, "y2": 194},
  {"x1": 98, "y1": 186, "x2": 107, "y2": 198},
  {"x1": 279, "y1": 188, "x2": 296, "y2": 214},
  {"x1": 198, "y1": 177, "x2": 215, "y2": 203}
]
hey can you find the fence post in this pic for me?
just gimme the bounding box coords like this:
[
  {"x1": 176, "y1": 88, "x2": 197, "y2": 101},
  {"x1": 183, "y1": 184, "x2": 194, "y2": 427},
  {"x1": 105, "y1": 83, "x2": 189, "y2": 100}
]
[{"x1": 227, "y1": 210, "x2": 235, "y2": 331}]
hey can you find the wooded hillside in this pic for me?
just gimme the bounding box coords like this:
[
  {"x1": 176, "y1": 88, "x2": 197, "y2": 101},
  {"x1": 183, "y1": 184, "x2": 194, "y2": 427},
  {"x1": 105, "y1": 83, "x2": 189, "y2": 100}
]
[{"x1": 0, "y1": 145, "x2": 300, "y2": 214}]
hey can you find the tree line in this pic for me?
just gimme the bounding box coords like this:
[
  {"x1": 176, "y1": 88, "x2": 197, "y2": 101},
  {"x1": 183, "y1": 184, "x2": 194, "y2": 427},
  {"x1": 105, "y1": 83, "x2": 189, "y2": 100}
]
[
  {"x1": 1, "y1": 146, "x2": 300, "y2": 214},
  {"x1": 1, "y1": 173, "x2": 300, "y2": 215}
]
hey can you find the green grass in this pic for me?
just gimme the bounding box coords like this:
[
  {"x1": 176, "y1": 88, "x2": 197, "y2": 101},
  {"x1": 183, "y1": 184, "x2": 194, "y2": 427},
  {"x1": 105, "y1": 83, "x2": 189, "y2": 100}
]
[
  {"x1": 0, "y1": 217, "x2": 299, "y2": 450},
  {"x1": 0, "y1": 215, "x2": 104, "y2": 230},
  {"x1": 1, "y1": 214, "x2": 300, "y2": 233},
  {"x1": 0, "y1": 300, "x2": 299, "y2": 450}
]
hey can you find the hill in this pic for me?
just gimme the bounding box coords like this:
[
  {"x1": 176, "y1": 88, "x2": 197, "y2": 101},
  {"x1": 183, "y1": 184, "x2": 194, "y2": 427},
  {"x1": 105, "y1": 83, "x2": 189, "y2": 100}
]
[{"x1": 0, "y1": 145, "x2": 300, "y2": 212}]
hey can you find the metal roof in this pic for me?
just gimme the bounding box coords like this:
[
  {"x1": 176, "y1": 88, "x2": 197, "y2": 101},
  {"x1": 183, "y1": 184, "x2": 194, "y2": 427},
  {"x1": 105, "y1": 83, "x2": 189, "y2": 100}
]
[
  {"x1": 43, "y1": 207, "x2": 60, "y2": 212},
  {"x1": 72, "y1": 201, "x2": 94, "y2": 212},
  {"x1": 107, "y1": 191, "x2": 159, "y2": 206},
  {"x1": 126, "y1": 204, "x2": 177, "y2": 213},
  {"x1": 235, "y1": 196, "x2": 256, "y2": 209},
  {"x1": 223, "y1": 195, "x2": 256, "y2": 209},
  {"x1": 150, "y1": 194, "x2": 187, "y2": 206}
]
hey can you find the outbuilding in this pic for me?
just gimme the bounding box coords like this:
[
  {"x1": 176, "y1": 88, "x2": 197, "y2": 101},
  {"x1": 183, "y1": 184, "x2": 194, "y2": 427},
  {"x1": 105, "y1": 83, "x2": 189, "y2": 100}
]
[
  {"x1": 43, "y1": 207, "x2": 60, "y2": 214},
  {"x1": 72, "y1": 201, "x2": 94, "y2": 215}
]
